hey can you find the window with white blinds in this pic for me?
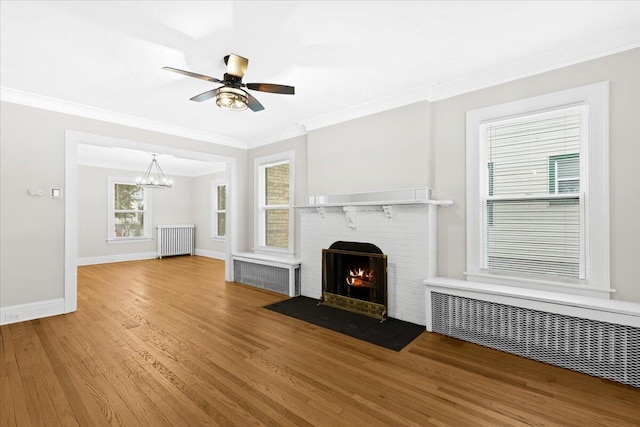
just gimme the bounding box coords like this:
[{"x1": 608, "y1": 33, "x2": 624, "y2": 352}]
[
  {"x1": 482, "y1": 107, "x2": 585, "y2": 279},
  {"x1": 466, "y1": 82, "x2": 610, "y2": 297}
]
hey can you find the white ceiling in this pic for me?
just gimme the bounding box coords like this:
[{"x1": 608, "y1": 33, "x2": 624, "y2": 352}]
[{"x1": 1, "y1": 1, "x2": 639, "y2": 149}]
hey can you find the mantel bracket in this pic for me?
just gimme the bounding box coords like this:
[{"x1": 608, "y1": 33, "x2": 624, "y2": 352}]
[{"x1": 343, "y1": 206, "x2": 357, "y2": 229}]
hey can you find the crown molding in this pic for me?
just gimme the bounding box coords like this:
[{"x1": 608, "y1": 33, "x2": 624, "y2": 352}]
[
  {"x1": 3, "y1": 36, "x2": 639, "y2": 149},
  {"x1": 0, "y1": 87, "x2": 248, "y2": 149},
  {"x1": 300, "y1": 84, "x2": 435, "y2": 132},
  {"x1": 245, "y1": 124, "x2": 308, "y2": 149},
  {"x1": 429, "y1": 28, "x2": 640, "y2": 102}
]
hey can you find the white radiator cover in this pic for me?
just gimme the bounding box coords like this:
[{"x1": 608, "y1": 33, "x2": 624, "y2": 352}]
[
  {"x1": 157, "y1": 225, "x2": 195, "y2": 258},
  {"x1": 232, "y1": 252, "x2": 302, "y2": 297},
  {"x1": 425, "y1": 278, "x2": 640, "y2": 387}
]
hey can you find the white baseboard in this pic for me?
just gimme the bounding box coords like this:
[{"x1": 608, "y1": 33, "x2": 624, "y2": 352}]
[
  {"x1": 77, "y1": 252, "x2": 158, "y2": 266},
  {"x1": 1, "y1": 298, "x2": 66, "y2": 325},
  {"x1": 195, "y1": 249, "x2": 226, "y2": 260}
]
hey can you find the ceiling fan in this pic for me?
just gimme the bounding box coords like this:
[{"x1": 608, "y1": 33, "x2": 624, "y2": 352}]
[{"x1": 163, "y1": 53, "x2": 294, "y2": 112}]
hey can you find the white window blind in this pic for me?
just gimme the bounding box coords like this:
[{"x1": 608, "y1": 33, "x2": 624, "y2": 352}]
[{"x1": 482, "y1": 106, "x2": 585, "y2": 279}]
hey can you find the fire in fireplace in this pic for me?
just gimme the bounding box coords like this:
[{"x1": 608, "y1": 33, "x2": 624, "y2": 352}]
[
  {"x1": 346, "y1": 267, "x2": 374, "y2": 287},
  {"x1": 321, "y1": 241, "x2": 387, "y2": 321}
]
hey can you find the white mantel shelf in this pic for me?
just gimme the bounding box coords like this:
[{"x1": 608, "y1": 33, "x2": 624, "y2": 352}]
[
  {"x1": 294, "y1": 199, "x2": 453, "y2": 209},
  {"x1": 296, "y1": 188, "x2": 452, "y2": 209},
  {"x1": 295, "y1": 188, "x2": 452, "y2": 228}
]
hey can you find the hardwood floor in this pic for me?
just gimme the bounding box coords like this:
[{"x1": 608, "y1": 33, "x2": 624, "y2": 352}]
[{"x1": 1, "y1": 256, "x2": 638, "y2": 426}]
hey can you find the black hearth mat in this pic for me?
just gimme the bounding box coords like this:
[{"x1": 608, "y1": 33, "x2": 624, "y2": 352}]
[{"x1": 264, "y1": 296, "x2": 424, "y2": 351}]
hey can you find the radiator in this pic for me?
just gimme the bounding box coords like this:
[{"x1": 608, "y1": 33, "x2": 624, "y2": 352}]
[
  {"x1": 425, "y1": 279, "x2": 640, "y2": 388},
  {"x1": 157, "y1": 225, "x2": 195, "y2": 258},
  {"x1": 233, "y1": 253, "x2": 301, "y2": 297}
]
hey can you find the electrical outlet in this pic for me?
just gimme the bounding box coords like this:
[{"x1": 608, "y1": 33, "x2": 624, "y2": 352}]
[{"x1": 4, "y1": 313, "x2": 20, "y2": 323}]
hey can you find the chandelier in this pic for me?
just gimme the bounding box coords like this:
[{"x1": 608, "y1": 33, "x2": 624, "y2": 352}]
[{"x1": 136, "y1": 154, "x2": 173, "y2": 189}]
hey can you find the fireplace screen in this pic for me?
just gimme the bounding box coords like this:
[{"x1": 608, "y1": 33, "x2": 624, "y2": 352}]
[{"x1": 322, "y1": 241, "x2": 387, "y2": 321}]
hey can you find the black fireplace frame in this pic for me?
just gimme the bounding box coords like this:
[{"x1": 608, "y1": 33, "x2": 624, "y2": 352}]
[{"x1": 321, "y1": 242, "x2": 388, "y2": 322}]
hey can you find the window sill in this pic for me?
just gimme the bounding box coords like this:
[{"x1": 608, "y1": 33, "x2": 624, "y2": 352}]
[
  {"x1": 464, "y1": 271, "x2": 615, "y2": 299},
  {"x1": 425, "y1": 277, "x2": 639, "y2": 320},
  {"x1": 254, "y1": 247, "x2": 294, "y2": 256},
  {"x1": 210, "y1": 236, "x2": 226, "y2": 241},
  {"x1": 106, "y1": 238, "x2": 152, "y2": 244},
  {"x1": 234, "y1": 251, "x2": 301, "y2": 266}
]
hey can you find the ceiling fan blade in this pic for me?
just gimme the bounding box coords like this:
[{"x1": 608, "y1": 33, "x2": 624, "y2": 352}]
[
  {"x1": 245, "y1": 92, "x2": 265, "y2": 112},
  {"x1": 189, "y1": 89, "x2": 218, "y2": 102},
  {"x1": 163, "y1": 66, "x2": 221, "y2": 83},
  {"x1": 224, "y1": 54, "x2": 248, "y2": 78},
  {"x1": 246, "y1": 83, "x2": 295, "y2": 95}
]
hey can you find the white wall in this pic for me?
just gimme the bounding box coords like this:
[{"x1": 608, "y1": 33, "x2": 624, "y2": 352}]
[
  {"x1": 299, "y1": 49, "x2": 639, "y2": 303},
  {"x1": 307, "y1": 101, "x2": 431, "y2": 195},
  {"x1": 77, "y1": 165, "x2": 194, "y2": 262},
  {"x1": 2, "y1": 48, "x2": 637, "y2": 315},
  {"x1": 0, "y1": 102, "x2": 247, "y2": 308},
  {"x1": 0, "y1": 107, "x2": 65, "y2": 306},
  {"x1": 432, "y1": 48, "x2": 640, "y2": 303},
  {"x1": 77, "y1": 165, "x2": 228, "y2": 264}
]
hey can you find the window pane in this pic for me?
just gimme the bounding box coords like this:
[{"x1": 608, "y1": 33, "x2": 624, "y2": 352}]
[
  {"x1": 115, "y1": 184, "x2": 144, "y2": 210},
  {"x1": 558, "y1": 180, "x2": 579, "y2": 193},
  {"x1": 557, "y1": 156, "x2": 579, "y2": 179},
  {"x1": 265, "y1": 209, "x2": 289, "y2": 248},
  {"x1": 114, "y1": 212, "x2": 144, "y2": 237},
  {"x1": 484, "y1": 108, "x2": 584, "y2": 279},
  {"x1": 217, "y1": 213, "x2": 226, "y2": 237},
  {"x1": 265, "y1": 163, "x2": 290, "y2": 205},
  {"x1": 486, "y1": 198, "x2": 580, "y2": 277},
  {"x1": 550, "y1": 154, "x2": 579, "y2": 194},
  {"x1": 217, "y1": 185, "x2": 226, "y2": 210},
  {"x1": 488, "y1": 112, "x2": 580, "y2": 197}
]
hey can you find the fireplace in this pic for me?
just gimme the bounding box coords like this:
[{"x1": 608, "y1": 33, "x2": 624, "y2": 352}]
[{"x1": 321, "y1": 241, "x2": 388, "y2": 321}]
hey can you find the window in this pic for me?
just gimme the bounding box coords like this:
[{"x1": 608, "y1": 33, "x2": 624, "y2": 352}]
[
  {"x1": 255, "y1": 151, "x2": 294, "y2": 252},
  {"x1": 466, "y1": 82, "x2": 610, "y2": 297},
  {"x1": 485, "y1": 107, "x2": 583, "y2": 278},
  {"x1": 107, "y1": 177, "x2": 152, "y2": 241},
  {"x1": 211, "y1": 181, "x2": 227, "y2": 239},
  {"x1": 549, "y1": 153, "x2": 579, "y2": 194}
]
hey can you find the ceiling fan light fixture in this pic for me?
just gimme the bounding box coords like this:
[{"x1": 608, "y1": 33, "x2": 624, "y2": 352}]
[
  {"x1": 164, "y1": 53, "x2": 293, "y2": 112},
  {"x1": 216, "y1": 87, "x2": 248, "y2": 111}
]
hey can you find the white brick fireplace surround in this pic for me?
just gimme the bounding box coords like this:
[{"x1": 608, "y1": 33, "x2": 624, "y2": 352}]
[{"x1": 298, "y1": 189, "x2": 451, "y2": 326}]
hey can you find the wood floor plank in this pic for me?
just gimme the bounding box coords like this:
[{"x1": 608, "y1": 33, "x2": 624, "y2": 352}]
[
  {"x1": 33, "y1": 319, "x2": 113, "y2": 427},
  {"x1": 1, "y1": 256, "x2": 638, "y2": 426},
  {"x1": 409, "y1": 335, "x2": 640, "y2": 424}
]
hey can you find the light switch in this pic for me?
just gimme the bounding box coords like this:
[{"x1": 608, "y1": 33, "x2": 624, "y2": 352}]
[
  {"x1": 28, "y1": 188, "x2": 45, "y2": 197},
  {"x1": 51, "y1": 188, "x2": 62, "y2": 198}
]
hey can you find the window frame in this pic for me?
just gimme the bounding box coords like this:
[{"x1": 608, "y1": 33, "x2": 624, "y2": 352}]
[
  {"x1": 254, "y1": 150, "x2": 295, "y2": 254},
  {"x1": 107, "y1": 176, "x2": 152, "y2": 242},
  {"x1": 211, "y1": 180, "x2": 227, "y2": 240},
  {"x1": 465, "y1": 82, "x2": 611, "y2": 298},
  {"x1": 549, "y1": 153, "x2": 580, "y2": 194}
]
